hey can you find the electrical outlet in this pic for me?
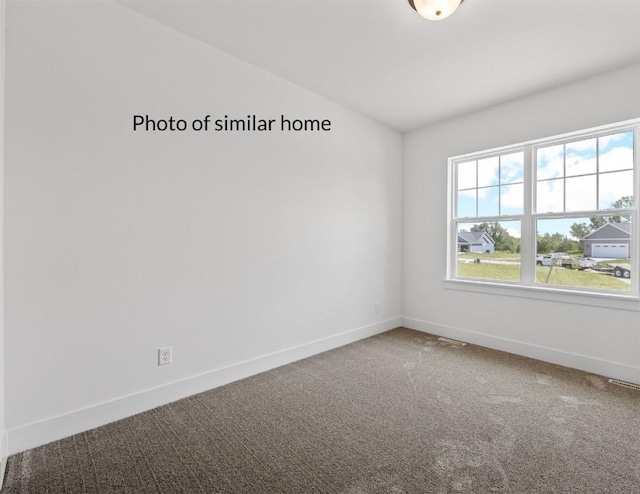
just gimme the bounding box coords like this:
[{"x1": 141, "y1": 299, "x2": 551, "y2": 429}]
[
  {"x1": 374, "y1": 302, "x2": 381, "y2": 313},
  {"x1": 158, "y1": 346, "x2": 172, "y2": 366}
]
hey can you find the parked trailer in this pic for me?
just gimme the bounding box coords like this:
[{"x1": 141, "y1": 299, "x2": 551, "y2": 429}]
[
  {"x1": 613, "y1": 265, "x2": 631, "y2": 279},
  {"x1": 592, "y1": 263, "x2": 631, "y2": 278},
  {"x1": 573, "y1": 257, "x2": 598, "y2": 270},
  {"x1": 557, "y1": 257, "x2": 598, "y2": 270}
]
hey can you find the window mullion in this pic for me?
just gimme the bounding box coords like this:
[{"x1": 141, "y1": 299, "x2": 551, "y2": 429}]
[
  {"x1": 521, "y1": 145, "x2": 535, "y2": 285},
  {"x1": 631, "y1": 130, "x2": 639, "y2": 295},
  {"x1": 447, "y1": 158, "x2": 456, "y2": 280}
]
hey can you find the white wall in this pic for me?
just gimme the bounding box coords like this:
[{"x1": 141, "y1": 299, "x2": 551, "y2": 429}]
[
  {"x1": 403, "y1": 63, "x2": 640, "y2": 384},
  {"x1": 5, "y1": 0, "x2": 637, "y2": 459},
  {"x1": 0, "y1": 0, "x2": 6, "y2": 480},
  {"x1": 4, "y1": 1, "x2": 403, "y2": 453}
]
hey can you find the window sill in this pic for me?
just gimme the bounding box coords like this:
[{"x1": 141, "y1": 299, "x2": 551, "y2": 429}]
[{"x1": 443, "y1": 278, "x2": 640, "y2": 312}]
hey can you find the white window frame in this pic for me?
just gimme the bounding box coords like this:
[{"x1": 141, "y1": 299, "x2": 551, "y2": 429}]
[{"x1": 446, "y1": 119, "x2": 640, "y2": 311}]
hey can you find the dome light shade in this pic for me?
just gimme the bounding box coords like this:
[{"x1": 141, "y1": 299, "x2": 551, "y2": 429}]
[{"x1": 409, "y1": 0, "x2": 463, "y2": 21}]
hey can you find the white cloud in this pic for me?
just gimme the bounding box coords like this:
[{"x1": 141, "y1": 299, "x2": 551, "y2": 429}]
[
  {"x1": 598, "y1": 131, "x2": 631, "y2": 150},
  {"x1": 599, "y1": 147, "x2": 633, "y2": 173},
  {"x1": 599, "y1": 170, "x2": 633, "y2": 208},
  {"x1": 537, "y1": 179, "x2": 563, "y2": 213},
  {"x1": 566, "y1": 155, "x2": 596, "y2": 177},
  {"x1": 457, "y1": 160, "x2": 476, "y2": 189},
  {"x1": 477, "y1": 156, "x2": 499, "y2": 187},
  {"x1": 458, "y1": 189, "x2": 476, "y2": 199},
  {"x1": 500, "y1": 183, "x2": 523, "y2": 212},
  {"x1": 537, "y1": 144, "x2": 563, "y2": 180},
  {"x1": 565, "y1": 138, "x2": 596, "y2": 154},
  {"x1": 499, "y1": 220, "x2": 521, "y2": 239},
  {"x1": 566, "y1": 175, "x2": 596, "y2": 211},
  {"x1": 506, "y1": 228, "x2": 521, "y2": 239},
  {"x1": 500, "y1": 152, "x2": 524, "y2": 184}
]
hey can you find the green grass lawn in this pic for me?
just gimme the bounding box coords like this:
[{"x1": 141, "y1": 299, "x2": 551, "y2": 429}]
[
  {"x1": 457, "y1": 262, "x2": 630, "y2": 291},
  {"x1": 535, "y1": 266, "x2": 630, "y2": 290},
  {"x1": 597, "y1": 259, "x2": 631, "y2": 266},
  {"x1": 458, "y1": 252, "x2": 521, "y2": 261},
  {"x1": 458, "y1": 261, "x2": 521, "y2": 281}
]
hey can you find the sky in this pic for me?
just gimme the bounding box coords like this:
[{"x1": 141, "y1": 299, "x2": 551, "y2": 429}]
[
  {"x1": 457, "y1": 130, "x2": 634, "y2": 237},
  {"x1": 536, "y1": 130, "x2": 633, "y2": 214}
]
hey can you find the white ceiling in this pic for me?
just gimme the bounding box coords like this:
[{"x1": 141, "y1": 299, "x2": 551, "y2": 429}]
[{"x1": 119, "y1": 0, "x2": 640, "y2": 132}]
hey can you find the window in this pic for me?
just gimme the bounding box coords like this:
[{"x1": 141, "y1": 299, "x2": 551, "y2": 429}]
[{"x1": 448, "y1": 120, "x2": 638, "y2": 300}]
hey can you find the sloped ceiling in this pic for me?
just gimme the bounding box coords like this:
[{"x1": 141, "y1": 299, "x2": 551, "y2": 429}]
[{"x1": 118, "y1": 0, "x2": 640, "y2": 132}]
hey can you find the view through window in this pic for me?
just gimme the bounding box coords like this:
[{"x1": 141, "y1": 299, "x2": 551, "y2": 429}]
[{"x1": 451, "y1": 122, "x2": 636, "y2": 295}]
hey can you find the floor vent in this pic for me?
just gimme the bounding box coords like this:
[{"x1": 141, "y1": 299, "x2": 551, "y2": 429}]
[
  {"x1": 438, "y1": 337, "x2": 467, "y2": 346},
  {"x1": 608, "y1": 379, "x2": 640, "y2": 391}
]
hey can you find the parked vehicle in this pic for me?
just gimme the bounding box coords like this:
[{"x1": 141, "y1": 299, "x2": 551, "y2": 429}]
[
  {"x1": 536, "y1": 254, "x2": 596, "y2": 270},
  {"x1": 536, "y1": 253, "x2": 567, "y2": 266}
]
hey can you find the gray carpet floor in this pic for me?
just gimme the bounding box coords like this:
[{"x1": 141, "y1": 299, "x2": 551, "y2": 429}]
[{"x1": 3, "y1": 327, "x2": 640, "y2": 493}]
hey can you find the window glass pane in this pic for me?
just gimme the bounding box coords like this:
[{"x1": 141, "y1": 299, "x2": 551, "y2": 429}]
[
  {"x1": 599, "y1": 131, "x2": 634, "y2": 173},
  {"x1": 500, "y1": 152, "x2": 524, "y2": 184},
  {"x1": 566, "y1": 175, "x2": 596, "y2": 211},
  {"x1": 477, "y1": 156, "x2": 499, "y2": 187},
  {"x1": 458, "y1": 161, "x2": 476, "y2": 190},
  {"x1": 537, "y1": 178, "x2": 563, "y2": 213},
  {"x1": 452, "y1": 124, "x2": 635, "y2": 295},
  {"x1": 565, "y1": 138, "x2": 596, "y2": 176},
  {"x1": 500, "y1": 183, "x2": 523, "y2": 215},
  {"x1": 478, "y1": 186, "x2": 499, "y2": 217},
  {"x1": 536, "y1": 217, "x2": 631, "y2": 292},
  {"x1": 457, "y1": 190, "x2": 476, "y2": 218},
  {"x1": 599, "y1": 171, "x2": 634, "y2": 209},
  {"x1": 457, "y1": 221, "x2": 521, "y2": 282},
  {"x1": 537, "y1": 144, "x2": 564, "y2": 180}
]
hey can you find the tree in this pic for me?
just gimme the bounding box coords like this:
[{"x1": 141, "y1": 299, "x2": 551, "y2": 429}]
[
  {"x1": 610, "y1": 195, "x2": 634, "y2": 210},
  {"x1": 608, "y1": 195, "x2": 633, "y2": 223},
  {"x1": 536, "y1": 232, "x2": 581, "y2": 254},
  {"x1": 587, "y1": 216, "x2": 607, "y2": 231},
  {"x1": 569, "y1": 195, "x2": 633, "y2": 240},
  {"x1": 569, "y1": 222, "x2": 591, "y2": 241}
]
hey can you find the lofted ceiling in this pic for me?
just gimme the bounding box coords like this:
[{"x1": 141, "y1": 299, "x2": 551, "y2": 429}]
[{"x1": 118, "y1": 0, "x2": 640, "y2": 132}]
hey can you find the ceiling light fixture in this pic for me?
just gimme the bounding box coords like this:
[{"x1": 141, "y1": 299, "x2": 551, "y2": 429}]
[{"x1": 408, "y1": 0, "x2": 464, "y2": 21}]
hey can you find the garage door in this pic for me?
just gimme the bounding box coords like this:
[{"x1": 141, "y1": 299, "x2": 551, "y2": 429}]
[{"x1": 592, "y1": 244, "x2": 629, "y2": 258}]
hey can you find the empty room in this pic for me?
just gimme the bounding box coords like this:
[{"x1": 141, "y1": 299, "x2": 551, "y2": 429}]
[{"x1": 0, "y1": 0, "x2": 639, "y2": 492}]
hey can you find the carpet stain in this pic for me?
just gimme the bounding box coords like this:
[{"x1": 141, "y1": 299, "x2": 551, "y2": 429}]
[
  {"x1": 436, "y1": 391, "x2": 453, "y2": 405},
  {"x1": 535, "y1": 373, "x2": 553, "y2": 385},
  {"x1": 585, "y1": 374, "x2": 607, "y2": 389},
  {"x1": 548, "y1": 408, "x2": 566, "y2": 424},
  {"x1": 403, "y1": 361, "x2": 416, "y2": 371},
  {"x1": 433, "y1": 438, "x2": 509, "y2": 493},
  {"x1": 483, "y1": 396, "x2": 522, "y2": 404},
  {"x1": 488, "y1": 413, "x2": 506, "y2": 427},
  {"x1": 403, "y1": 361, "x2": 419, "y2": 392},
  {"x1": 552, "y1": 429, "x2": 575, "y2": 448},
  {"x1": 547, "y1": 403, "x2": 581, "y2": 448},
  {"x1": 434, "y1": 439, "x2": 483, "y2": 472},
  {"x1": 559, "y1": 396, "x2": 601, "y2": 406}
]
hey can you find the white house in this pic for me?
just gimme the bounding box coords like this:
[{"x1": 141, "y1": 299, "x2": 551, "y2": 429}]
[
  {"x1": 582, "y1": 223, "x2": 631, "y2": 258},
  {"x1": 457, "y1": 231, "x2": 495, "y2": 253}
]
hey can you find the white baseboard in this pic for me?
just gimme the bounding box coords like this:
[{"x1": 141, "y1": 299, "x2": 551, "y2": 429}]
[
  {"x1": 7, "y1": 317, "x2": 401, "y2": 456},
  {"x1": 0, "y1": 431, "x2": 7, "y2": 489},
  {"x1": 402, "y1": 317, "x2": 640, "y2": 385}
]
